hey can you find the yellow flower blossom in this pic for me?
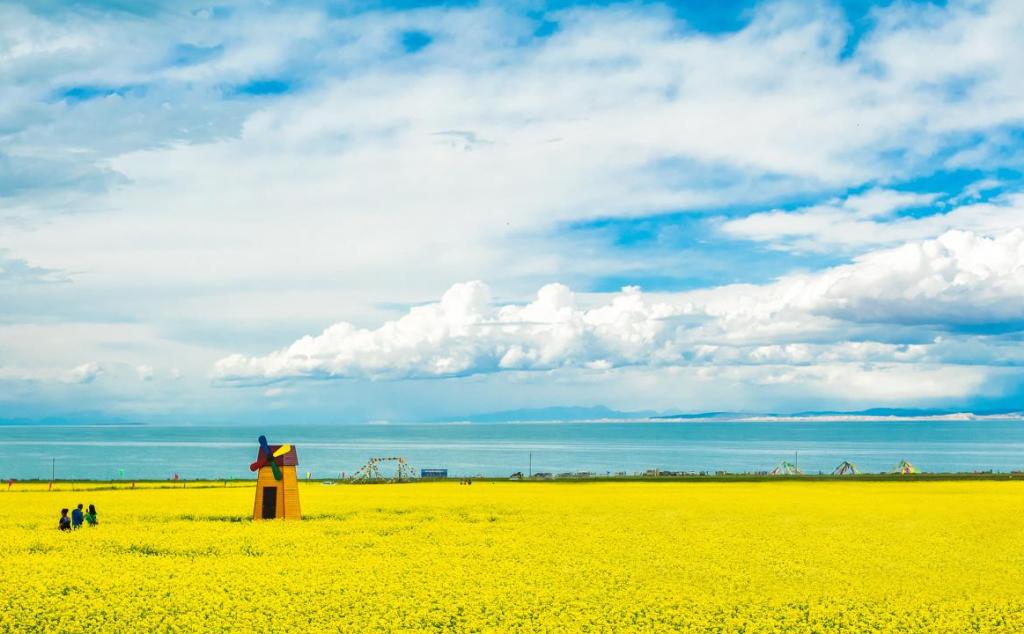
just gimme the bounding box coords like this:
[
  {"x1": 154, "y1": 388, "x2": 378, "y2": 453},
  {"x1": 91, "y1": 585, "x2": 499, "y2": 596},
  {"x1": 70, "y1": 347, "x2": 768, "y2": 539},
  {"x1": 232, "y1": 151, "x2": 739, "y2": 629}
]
[{"x1": 1, "y1": 481, "x2": 1022, "y2": 632}]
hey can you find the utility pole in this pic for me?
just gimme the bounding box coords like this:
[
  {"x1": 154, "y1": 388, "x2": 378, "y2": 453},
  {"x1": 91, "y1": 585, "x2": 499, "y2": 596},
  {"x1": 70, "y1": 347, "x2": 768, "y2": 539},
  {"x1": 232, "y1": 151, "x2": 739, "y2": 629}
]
[
  {"x1": 529, "y1": 452, "x2": 532, "y2": 478},
  {"x1": 51, "y1": 457, "x2": 55, "y2": 483},
  {"x1": 795, "y1": 450, "x2": 799, "y2": 472}
]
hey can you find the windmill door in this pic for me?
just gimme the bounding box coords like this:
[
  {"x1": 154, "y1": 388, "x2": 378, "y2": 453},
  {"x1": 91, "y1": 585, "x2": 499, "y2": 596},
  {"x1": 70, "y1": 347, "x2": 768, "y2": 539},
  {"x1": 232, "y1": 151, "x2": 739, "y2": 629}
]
[{"x1": 262, "y1": 487, "x2": 277, "y2": 519}]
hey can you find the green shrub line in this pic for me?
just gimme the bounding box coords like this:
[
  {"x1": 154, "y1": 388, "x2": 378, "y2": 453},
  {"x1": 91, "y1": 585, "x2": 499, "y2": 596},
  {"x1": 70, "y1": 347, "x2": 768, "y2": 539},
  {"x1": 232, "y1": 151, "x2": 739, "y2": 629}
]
[{"x1": 3, "y1": 471, "x2": 1024, "y2": 490}]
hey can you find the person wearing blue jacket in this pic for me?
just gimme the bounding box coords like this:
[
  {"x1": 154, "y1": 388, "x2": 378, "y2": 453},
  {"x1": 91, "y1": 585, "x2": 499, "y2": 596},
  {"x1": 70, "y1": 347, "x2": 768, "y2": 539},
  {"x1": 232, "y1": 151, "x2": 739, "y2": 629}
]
[{"x1": 71, "y1": 503, "x2": 84, "y2": 529}]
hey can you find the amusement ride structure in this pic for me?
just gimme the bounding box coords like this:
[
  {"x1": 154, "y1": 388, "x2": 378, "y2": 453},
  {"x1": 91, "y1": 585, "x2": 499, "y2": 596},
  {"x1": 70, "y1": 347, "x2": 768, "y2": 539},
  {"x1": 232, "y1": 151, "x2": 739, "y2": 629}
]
[
  {"x1": 769, "y1": 460, "x2": 803, "y2": 476},
  {"x1": 832, "y1": 461, "x2": 859, "y2": 475},
  {"x1": 892, "y1": 459, "x2": 918, "y2": 475},
  {"x1": 351, "y1": 457, "x2": 417, "y2": 483}
]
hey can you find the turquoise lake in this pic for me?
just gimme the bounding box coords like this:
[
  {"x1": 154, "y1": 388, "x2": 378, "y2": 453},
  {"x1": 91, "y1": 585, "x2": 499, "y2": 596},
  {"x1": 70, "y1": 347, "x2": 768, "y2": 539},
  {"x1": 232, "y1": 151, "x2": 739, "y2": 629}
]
[{"x1": 1, "y1": 419, "x2": 1022, "y2": 480}]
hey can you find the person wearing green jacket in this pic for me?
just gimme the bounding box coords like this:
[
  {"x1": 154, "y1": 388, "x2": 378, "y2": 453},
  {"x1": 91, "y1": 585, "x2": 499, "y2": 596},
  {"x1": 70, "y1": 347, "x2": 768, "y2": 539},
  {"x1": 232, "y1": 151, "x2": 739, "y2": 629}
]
[{"x1": 84, "y1": 504, "x2": 98, "y2": 526}]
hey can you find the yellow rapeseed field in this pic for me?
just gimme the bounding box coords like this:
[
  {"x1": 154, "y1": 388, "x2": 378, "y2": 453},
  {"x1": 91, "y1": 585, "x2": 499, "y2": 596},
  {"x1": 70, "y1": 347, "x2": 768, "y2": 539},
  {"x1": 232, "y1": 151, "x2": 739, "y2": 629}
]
[{"x1": 2, "y1": 481, "x2": 1023, "y2": 632}]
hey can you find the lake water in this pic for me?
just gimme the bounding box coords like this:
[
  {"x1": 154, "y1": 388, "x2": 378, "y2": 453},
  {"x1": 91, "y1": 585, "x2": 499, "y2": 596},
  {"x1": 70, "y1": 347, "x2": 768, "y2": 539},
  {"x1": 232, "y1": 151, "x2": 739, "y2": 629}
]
[{"x1": 1, "y1": 420, "x2": 1023, "y2": 480}]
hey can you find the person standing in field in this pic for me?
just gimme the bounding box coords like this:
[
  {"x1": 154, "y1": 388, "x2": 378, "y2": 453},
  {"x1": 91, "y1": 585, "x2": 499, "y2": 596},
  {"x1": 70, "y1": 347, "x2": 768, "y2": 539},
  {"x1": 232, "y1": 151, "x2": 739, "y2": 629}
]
[
  {"x1": 85, "y1": 504, "x2": 98, "y2": 526},
  {"x1": 58, "y1": 508, "x2": 71, "y2": 531},
  {"x1": 71, "y1": 504, "x2": 84, "y2": 529}
]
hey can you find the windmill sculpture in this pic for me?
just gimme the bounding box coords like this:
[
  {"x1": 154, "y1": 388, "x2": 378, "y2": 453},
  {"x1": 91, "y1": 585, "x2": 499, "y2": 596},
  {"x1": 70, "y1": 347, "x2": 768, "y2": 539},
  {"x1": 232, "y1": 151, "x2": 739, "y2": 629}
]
[{"x1": 250, "y1": 435, "x2": 301, "y2": 520}]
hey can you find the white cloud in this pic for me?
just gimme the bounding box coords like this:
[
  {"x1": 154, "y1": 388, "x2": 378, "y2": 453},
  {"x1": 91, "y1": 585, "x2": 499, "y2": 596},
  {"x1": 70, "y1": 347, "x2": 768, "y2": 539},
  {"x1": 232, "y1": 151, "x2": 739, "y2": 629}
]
[
  {"x1": 135, "y1": 364, "x2": 154, "y2": 381},
  {"x1": 5, "y1": 1, "x2": 1024, "y2": 416},
  {"x1": 0, "y1": 361, "x2": 102, "y2": 384},
  {"x1": 842, "y1": 189, "x2": 938, "y2": 219},
  {"x1": 214, "y1": 229, "x2": 1024, "y2": 396},
  {"x1": 66, "y1": 361, "x2": 101, "y2": 384},
  {"x1": 694, "y1": 362, "x2": 992, "y2": 402},
  {"x1": 720, "y1": 190, "x2": 1024, "y2": 251},
  {"x1": 263, "y1": 386, "x2": 295, "y2": 398},
  {"x1": 8, "y1": 1, "x2": 1024, "y2": 299},
  {"x1": 789, "y1": 229, "x2": 1024, "y2": 327},
  {"x1": 214, "y1": 282, "x2": 681, "y2": 383}
]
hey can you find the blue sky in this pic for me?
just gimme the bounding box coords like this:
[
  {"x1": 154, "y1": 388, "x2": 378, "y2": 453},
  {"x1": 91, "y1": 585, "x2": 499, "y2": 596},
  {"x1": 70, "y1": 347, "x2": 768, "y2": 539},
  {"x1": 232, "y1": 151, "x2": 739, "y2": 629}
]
[{"x1": 3, "y1": 0, "x2": 1024, "y2": 422}]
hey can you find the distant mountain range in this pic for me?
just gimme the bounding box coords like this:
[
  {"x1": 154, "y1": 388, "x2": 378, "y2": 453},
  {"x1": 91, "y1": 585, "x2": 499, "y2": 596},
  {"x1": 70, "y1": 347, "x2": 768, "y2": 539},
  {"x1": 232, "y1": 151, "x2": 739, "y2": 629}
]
[
  {"x1": 436, "y1": 406, "x2": 1024, "y2": 423},
  {"x1": 0, "y1": 413, "x2": 140, "y2": 426},
  {"x1": 4, "y1": 406, "x2": 1022, "y2": 426},
  {"x1": 432, "y1": 405, "x2": 661, "y2": 423}
]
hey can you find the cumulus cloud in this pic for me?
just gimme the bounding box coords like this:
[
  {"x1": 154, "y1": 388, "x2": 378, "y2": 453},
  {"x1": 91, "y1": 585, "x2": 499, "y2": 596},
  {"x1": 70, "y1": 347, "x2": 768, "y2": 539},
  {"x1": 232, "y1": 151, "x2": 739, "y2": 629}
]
[
  {"x1": 6, "y1": 1, "x2": 1024, "y2": 415},
  {"x1": 66, "y1": 362, "x2": 102, "y2": 384},
  {"x1": 1, "y1": 361, "x2": 105, "y2": 384},
  {"x1": 720, "y1": 189, "x2": 1024, "y2": 251},
  {"x1": 214, "y1": 229, "x2": 1024, "y2": 387},
  {"x1": 802, "y1": 230, "x2": 1024, "y2": 326},
  {"x1": 214, "y1": 282, "x2": 681, "y2": 383},
  {"x1": 695, "y1": 228, "x2": 1024, "y2": 336}
]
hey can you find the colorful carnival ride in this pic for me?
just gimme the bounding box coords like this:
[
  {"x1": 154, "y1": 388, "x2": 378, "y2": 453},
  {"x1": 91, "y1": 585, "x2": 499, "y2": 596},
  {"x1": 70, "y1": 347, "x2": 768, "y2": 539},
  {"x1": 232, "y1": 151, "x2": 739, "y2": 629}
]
[
  {"x1": 351, "y1": 457, "x2": 417, "y2": 483},
  {"x1": 250, "y1": 435, "x2": 301, "y2": 520},
  {"x1": 769, "y1": 461, "x2": 803, "y2": 476},
  {"x1": 892, "y1": 459, "x2": 918, "y2": 475},
  {"x1": 833, "y1": 461, "x2": 859, "y2": 475}
]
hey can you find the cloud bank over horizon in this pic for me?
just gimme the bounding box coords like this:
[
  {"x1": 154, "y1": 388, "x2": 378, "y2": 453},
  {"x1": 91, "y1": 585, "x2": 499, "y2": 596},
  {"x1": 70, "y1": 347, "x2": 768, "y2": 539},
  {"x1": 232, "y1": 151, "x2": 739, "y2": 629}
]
[
  {"x1": 214, "y1": 229, "x2": 1024, "y2": 405},
  {"x1": 3, "y1": 0, "x2": 1024, "y2": 420}
]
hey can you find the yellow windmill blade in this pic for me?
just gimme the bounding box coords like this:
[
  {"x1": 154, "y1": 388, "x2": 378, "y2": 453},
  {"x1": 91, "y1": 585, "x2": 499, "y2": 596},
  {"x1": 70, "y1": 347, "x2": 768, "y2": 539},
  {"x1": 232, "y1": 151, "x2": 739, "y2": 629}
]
[{"x1": 272, "y1": 444, "x2": 292, "y2": 458}]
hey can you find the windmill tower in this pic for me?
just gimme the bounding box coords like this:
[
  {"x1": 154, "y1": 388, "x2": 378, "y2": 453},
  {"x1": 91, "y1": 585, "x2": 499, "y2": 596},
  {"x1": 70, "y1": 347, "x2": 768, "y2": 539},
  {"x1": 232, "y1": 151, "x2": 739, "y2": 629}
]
[{"x1": 250, "y1": 435, "x2": 301, "y2": 520}]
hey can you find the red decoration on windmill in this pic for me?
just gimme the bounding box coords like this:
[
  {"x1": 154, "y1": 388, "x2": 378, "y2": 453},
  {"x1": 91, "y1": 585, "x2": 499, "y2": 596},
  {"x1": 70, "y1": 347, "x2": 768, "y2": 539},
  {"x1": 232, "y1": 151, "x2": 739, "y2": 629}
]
[{"x1": 250, "y1": 435, "x2": 301, "y2": 520}]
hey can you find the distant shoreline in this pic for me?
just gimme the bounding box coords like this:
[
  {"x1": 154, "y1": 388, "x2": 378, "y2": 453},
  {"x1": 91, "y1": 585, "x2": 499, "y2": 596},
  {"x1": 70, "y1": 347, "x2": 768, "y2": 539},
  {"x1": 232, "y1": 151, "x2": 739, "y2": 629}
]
[
  {"x1": 5, "y1": 473, "x2": 1024, "y2": 489},
  {"x1": 438, "y1": 414, "x2": 1024, "y2": 424},
  {"x1": 4, "y1": 413, "x2": 1023, "y2": 427}
]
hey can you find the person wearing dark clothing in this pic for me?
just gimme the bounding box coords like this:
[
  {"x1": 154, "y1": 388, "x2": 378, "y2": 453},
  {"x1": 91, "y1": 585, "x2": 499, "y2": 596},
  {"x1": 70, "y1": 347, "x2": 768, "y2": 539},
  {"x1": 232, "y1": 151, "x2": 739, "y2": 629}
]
[
  {"x1": 71, "y1": 504, "x2": 84, "y2": 529},
  {"x1": 59, "y1": 508, "x2": 71, "y2": 531},
  {"x1": 85, "y1": 504, "x2": 98, "y2": 526}
]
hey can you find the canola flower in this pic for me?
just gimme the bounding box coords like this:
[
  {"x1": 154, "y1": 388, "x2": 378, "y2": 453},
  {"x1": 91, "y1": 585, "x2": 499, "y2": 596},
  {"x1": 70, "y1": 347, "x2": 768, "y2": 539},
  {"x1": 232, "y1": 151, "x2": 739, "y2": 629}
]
[{"x1": 2, "y1": 481, "x2": 1024, "y2": 632}]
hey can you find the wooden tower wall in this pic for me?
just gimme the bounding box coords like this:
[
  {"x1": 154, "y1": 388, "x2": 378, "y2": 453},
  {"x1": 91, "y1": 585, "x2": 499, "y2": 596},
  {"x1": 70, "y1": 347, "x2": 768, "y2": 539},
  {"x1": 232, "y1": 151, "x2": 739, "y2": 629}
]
[{"x1": 253, "y1": 465, "x2": 301, "y2": 520}]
